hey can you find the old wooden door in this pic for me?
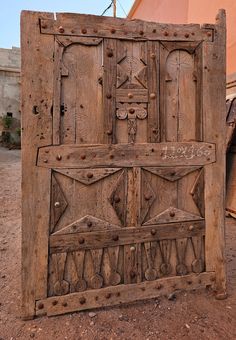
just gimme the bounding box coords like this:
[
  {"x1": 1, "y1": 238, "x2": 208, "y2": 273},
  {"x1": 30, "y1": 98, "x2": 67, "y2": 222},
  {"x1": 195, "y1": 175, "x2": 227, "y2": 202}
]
[{"x1": 21, "y1": 10, "x2": 226, "y2": 319}]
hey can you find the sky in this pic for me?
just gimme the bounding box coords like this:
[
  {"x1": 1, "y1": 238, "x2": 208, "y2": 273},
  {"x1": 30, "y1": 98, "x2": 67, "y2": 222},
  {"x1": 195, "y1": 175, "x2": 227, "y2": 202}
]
[{"x1": 0, "y1": 0, "x2": 134, "y2": 49}]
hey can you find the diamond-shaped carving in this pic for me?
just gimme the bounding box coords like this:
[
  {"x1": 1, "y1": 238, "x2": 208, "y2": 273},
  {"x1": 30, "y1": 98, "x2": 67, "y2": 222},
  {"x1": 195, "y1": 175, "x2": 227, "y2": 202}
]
[
  {"x1": 108, "y1": 170, "x2": 127, "y2": 225},
  {"x1": 117, "y1": 55, "x2": 147, "y2": 89}
]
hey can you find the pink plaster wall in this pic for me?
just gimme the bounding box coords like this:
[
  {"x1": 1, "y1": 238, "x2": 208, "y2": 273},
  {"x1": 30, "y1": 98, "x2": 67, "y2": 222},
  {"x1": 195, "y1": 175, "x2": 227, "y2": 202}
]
[{"x1": 130, "y1": 0, "x2": 236, "y2": 75}]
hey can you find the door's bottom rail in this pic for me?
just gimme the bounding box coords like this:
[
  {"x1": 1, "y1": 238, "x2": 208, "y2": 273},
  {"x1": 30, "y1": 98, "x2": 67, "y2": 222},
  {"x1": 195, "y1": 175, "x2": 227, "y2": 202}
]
[{"x1": 36, "y1": 272, "x2": 215, "y2": 316}]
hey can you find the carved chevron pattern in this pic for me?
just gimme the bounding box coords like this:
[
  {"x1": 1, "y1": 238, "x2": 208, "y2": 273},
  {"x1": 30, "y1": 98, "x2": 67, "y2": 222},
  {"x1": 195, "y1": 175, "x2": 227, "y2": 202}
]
[
  {"x1": 143, "y1": 166, "x2": 202, "y2": 182},
  {"x1": 55, "y1": 168, "x2": 121, "y2": 185},
  {"x1": 144, "y1": 206, "x2": 203, "y2": 225}
]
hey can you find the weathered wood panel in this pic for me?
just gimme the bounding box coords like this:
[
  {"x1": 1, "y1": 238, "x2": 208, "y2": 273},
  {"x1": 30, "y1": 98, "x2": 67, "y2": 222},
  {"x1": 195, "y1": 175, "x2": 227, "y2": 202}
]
[
  {"x1": 37, "y1": 142, "x2": 216, "y2": 168},
  {"x1": 22, "y1": 10, "x2": 226, "y2": 319}
]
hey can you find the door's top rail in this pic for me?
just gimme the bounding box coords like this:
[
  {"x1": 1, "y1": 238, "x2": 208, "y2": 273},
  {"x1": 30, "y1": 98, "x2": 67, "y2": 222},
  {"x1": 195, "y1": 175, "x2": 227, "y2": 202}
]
[
  {"x1": 37, "y1": 142, "x2": 215, "y2": 169},
  {"x1": 39, "y1": 12, "x2": 214, "y2": 42}
]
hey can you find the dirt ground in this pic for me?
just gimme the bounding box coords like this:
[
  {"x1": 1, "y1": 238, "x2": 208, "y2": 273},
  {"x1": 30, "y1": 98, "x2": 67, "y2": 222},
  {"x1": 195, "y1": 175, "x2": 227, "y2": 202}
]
[{"x1": 0, "y1": 146, "x2": 236, "y2": 340}]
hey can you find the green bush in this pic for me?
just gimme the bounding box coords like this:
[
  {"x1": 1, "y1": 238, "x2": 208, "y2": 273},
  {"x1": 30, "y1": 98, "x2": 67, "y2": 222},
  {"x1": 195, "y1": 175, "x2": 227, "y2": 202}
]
[
  {"x1": 2, "y1": 115, "x2": 13, "y2": 129},
  {"x1": 15, "y1": 127, "x2": 21, "y2": 136}
]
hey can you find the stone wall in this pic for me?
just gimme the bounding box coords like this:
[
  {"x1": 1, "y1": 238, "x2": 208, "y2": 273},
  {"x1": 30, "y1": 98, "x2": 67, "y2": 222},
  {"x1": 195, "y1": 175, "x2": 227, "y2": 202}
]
[{"x1": 0, "y1": 47, "x2": 21, "y2": 136}]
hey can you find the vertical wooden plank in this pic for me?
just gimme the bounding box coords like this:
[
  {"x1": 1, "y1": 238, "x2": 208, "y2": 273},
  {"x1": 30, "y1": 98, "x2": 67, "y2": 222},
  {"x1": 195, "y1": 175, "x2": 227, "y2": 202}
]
[
  {"x1": 21, "y1": 11, "x2": 54, "y2": 319},
  {"x1": 203, "y1": 10, "x2": 226, "y2": 298},
  {"x1": 159, "y1": 44, "x2": 169, "y2": 142},
  {"x1": 124, "y1": 168, "x2": 142, "y2": 283},
  {"x1": 103, "y1": 38, "x2": 117, "y2": 144},
  {"x1": 53, "y1": 39, "x2": 63, "y2": 145},
  {"x1": 147, "y1": 41, "x2": 160, "y2": 142},
  {"x1": 194, "y1": 43, "x2": 203, "y2": 141}
]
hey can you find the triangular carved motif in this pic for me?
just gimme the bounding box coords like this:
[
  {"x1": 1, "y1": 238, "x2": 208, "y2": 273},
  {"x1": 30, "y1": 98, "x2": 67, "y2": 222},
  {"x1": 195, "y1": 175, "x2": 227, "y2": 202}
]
[
  {"x1": 191, "y1": 169, "x2": 205, "y2": 217},
  {"x1": 140, "y1": 172, "x2": 156, "y2": 224},
  {"x1": 135, "y1": 66, "x2": 147, "y2": 88},
  {"x1": 53, "y1": 215, "x2": 120, "y2": 235},
  {"x1": 51, "y1": 174, "x2": 68, "y2": 233},
  {"x1": 143, "y1": 166, "x2": 201, "y2": 182},
  {"x1": 144, "y1": 206, "x2": 203, "y2": 225},
  {"x1": 55, "y1": 168, "x2": 121, "y2": 185},
  {"x1": 117, "y1": 64, "x2": 129, "y2": 88},
  {"x1": 108, "y1": 170, "x2": 127, "y2": 225}
]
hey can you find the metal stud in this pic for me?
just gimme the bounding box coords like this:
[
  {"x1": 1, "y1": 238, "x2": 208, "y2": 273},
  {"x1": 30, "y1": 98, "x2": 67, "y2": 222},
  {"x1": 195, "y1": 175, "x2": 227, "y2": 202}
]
[
  {"x1": 114, "y1": 196, "x2": 120, "y2": 203},
  {"x1": 185, "y1": 33, "x2": 189, "y2": 38},
  {"x1": 87, "y1": 221, "x2": 93, "y2": 228},
  {"x1": 111, "y1": 28, "x2": 116, "y2": 34},
  {"x1": 164, "y1": 31, "x2": 169, "y2": 36},
  {"x1": 58, "y1": 26, "x2": 64, "y2": 33},
  {"x1": 43, "y1": 159, "x2": 48, "y2": 163},
  {"x1": 81, "y1": 154, "x2": 86, "y2": 160},
  {"x1": 79, "y1": 237, "x2": 85, "y2": 244},
  {"x1": 81, "y1": 28, "x2": 87, "y2": 34},
  {"x1": 128, "y1": 93, "x2": 133, "y2": 99},
  {"x1": 130, "y1": 246, "x2": 136, "y2": 252},
  {"x1": 112, "y1": 235, "x2": 119, "y2": 241},
  {"x1": 79, "y1": 297, "x2": 86, "y2": 304},
  {"x1": 129, "y1": 108, "x2": 135, "y2": 114},
  {"x1": 38, "y1": 303, "x2": 44, "y2": 310},
  {"x1": 107, "y1": 129, "x2": 112, "y2": 135},
  {"x1": 150, "y1": 93, "x2": 156, "y2": 99},
  {"x1": 87, "y1": 172, "x2": 93, "y2": 179},
  {"x1": 56, "y1": 154, "x2": 62, "y2": 161},
  {"x1": 151, "y1": 229, "x2": 156, "y2": 236},
  {"x1": 107, "y1": 51, "x2": 113, "y2": 57},
  {"x1": 170, "y1": 211, "x2": 175, "y2": 217},
  {"x1": 139, "y1": 30, "x2": 144, "y2": 35},
  {"x1": 189, "y1": 225, "x2": 194, "y2": 231},
  {"x1": 150, "y1": 53, "x2": 156, "y2": 59},
  {"x1": 106, "y1": 93, "x2": 112, "y2": 99},
  {"x1": 62, "y1": 302, "x2": 68, "y2": 307},
  {"x1": 144, "y1": 194, "x2": 152, "y2": 201},
  {"x1": 54, "y1": 201, "x2": 60, "y2": 208}
]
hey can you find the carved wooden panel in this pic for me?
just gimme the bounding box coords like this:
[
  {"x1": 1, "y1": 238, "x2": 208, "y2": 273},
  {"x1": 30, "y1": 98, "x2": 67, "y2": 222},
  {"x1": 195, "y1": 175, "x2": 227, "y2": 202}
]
[{"x1": 22, "y1": 11, "x2": 226, "y2": 319}]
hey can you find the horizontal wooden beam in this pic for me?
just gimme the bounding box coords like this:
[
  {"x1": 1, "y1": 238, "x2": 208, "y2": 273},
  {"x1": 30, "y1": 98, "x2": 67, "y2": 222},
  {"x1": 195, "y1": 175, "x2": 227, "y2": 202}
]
[
  {"x1": 39, "y1": 13, "x2": 214, "y2": 42},
  {"x1": 37, "y1": 142, "x2": 216, "y2": 169},
  {"x1": 36, "y1": 271, "x2": 215, "y2": 316},
  {"x1": 50, "y1": 220, "x2": 205, "y2": 253}
]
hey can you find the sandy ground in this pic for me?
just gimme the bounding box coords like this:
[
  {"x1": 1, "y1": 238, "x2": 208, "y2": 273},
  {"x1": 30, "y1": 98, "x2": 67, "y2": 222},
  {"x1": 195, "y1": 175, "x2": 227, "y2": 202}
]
[{"x1": 0, "y1": 146, "x2": 236, "y2": 340}]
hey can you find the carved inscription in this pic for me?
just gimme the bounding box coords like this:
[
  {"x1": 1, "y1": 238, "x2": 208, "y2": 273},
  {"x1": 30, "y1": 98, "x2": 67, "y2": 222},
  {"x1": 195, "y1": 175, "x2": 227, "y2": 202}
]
[{"x1": 161, "y1": 145, "x2": 212, "y2": 160}]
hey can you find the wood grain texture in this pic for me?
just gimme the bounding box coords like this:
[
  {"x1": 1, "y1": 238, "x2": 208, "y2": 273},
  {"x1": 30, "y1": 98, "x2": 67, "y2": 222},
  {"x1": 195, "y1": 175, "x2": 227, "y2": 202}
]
[
  {"x1": 202, "y1": 9, "x2": 226, "y2": 297},
  {"x1": 21, "y1": 11, "x2": 54, "y2": 319},
  {"x1": 37, "y1": 142, "x2": 216, "y2": 168},
  {"x1": 39, "y1": 14, "x2": 213, "y2": 42},
  {"x1": 22, "y1": 10, "x2": 226, "y2": 318},
  {"x1": 49, "y1": 221, "x2": 205, "y2": 253},
  {"x1": 36, "y1": 272, "x2": 215, "y2": 316}
]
